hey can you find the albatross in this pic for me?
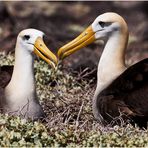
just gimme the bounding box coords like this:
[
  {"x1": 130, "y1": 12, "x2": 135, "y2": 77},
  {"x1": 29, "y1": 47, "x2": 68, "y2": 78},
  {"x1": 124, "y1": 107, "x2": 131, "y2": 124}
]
[
  {"x1": 58, "y1": 12, "x2": 148, "y2": 127},
  {"x1": 0, "y1": 29, "x2": 57, "y2": 120}
]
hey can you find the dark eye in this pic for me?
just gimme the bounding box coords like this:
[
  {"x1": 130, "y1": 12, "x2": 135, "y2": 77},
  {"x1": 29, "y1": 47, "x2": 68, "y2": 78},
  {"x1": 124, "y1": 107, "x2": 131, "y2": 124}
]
[
  {"x1": 99, "y1": 21, "x2": 105, "y2": 28},
  {"x1": 23, "y1": 35, "x2": 30, "y2": 40}
]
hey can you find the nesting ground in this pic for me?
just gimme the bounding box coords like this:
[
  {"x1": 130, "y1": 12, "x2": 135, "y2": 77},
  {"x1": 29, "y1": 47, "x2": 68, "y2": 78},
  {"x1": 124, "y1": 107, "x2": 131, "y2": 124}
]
[{"x1": 0, "y1": 1, "x2": 148, "y2": 147}]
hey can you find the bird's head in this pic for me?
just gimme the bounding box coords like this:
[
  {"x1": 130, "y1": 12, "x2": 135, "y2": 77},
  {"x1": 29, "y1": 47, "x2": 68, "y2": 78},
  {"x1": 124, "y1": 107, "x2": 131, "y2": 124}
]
[
  {"x1": 17, "y1": 29, "x2": 58, "y2": 68},
  {"x1": 58, "y1": 12, "x2": 128, "y2": 60}
]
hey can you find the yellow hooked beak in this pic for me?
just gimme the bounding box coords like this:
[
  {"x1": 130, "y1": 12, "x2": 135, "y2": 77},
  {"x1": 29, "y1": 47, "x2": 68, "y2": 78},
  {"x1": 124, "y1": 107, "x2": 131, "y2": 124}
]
[
  {"x1": 34, "y1": 37, "x2": 58, "y2": 68},
  {"x1": 58, "y1": 26, "x2": 95, "y2": 60}
]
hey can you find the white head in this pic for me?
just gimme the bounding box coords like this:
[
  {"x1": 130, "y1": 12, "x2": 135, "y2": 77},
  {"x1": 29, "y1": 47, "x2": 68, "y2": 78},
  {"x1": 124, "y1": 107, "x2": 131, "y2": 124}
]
[
  {"x1": 92, "y1": 12, "x2": 128, "y2": 40},
  {"x1": 58, "y1": 12, "x2": 129, "y2": 59},
  {"x1": 15, "y1": 29, "x2": 57, "y2": 67},
  {"x1": 17, "y1": 29, "x2": 44, "y2": 53}
]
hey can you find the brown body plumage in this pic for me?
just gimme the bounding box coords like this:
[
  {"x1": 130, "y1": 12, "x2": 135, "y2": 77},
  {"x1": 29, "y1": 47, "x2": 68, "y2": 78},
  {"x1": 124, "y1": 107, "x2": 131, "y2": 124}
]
[
  {"x1": 94, "y1": 59, "x2": 148, "y2": 127},
  {"x1": 0, "y1": 66, "x2": 13, "y2": 89}
]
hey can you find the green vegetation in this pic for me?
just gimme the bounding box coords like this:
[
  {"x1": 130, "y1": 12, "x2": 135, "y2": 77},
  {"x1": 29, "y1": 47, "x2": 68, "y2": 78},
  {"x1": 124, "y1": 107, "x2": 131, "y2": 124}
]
[{"x1": 0, "y1": 54, "x2": 148, "y2": 147}]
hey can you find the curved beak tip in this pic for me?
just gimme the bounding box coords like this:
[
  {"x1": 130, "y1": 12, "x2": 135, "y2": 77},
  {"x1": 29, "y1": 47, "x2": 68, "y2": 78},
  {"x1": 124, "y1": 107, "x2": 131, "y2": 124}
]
[{"x1": 34, "y1": 37, "x2": 58, "y2": 68}]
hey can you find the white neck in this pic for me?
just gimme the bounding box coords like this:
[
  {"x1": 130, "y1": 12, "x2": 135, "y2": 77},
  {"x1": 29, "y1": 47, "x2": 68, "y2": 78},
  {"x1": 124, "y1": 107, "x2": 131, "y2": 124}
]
[
  {"x1": 95, "y1": 30, "x2": 128, "y2": 96},
  {"x1": 5, "y1": 43, "x2": 36, "y2": 104}
]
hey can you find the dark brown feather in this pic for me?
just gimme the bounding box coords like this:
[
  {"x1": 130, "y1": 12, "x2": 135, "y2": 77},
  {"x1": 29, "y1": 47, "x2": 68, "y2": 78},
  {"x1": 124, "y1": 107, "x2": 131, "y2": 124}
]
[
  {"x1": 0, "y1": 65, "x2": 13, "y2": 111},
  {"x1": 0, "y1": 65, "x2": 13, "y2": 88},
  {"x1": 95, "y1": 58, "x2": 148, "y2": 127}
]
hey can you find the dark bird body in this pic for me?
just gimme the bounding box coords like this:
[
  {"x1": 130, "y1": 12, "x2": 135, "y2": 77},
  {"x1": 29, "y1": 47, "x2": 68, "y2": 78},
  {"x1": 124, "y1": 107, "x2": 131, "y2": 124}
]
[
  {"x1": 0, "y1": 66, "x2": 13, "y2": 88},
  {"x1": 95, "y1": 59, "x2": 148, "y2": 127},
  {"x1": 0, "y1": 65, "x2": 13, "y2": 111}
]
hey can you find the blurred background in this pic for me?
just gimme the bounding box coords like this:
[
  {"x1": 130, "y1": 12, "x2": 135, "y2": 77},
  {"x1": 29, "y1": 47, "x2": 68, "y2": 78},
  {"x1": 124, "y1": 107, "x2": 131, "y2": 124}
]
[{"x1": 0, "y1": 1, "x2": 148, "y2": 79}]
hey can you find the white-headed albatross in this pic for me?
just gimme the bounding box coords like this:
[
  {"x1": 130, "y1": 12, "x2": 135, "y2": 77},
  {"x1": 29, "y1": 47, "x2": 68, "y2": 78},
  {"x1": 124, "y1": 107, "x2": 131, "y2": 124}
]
[
  {"x1": 58, "y1": 12, "x2": 148, "y2": 128},
  {"x1": 0, "y1": 29, "x2": 57, "y2": 120}
]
